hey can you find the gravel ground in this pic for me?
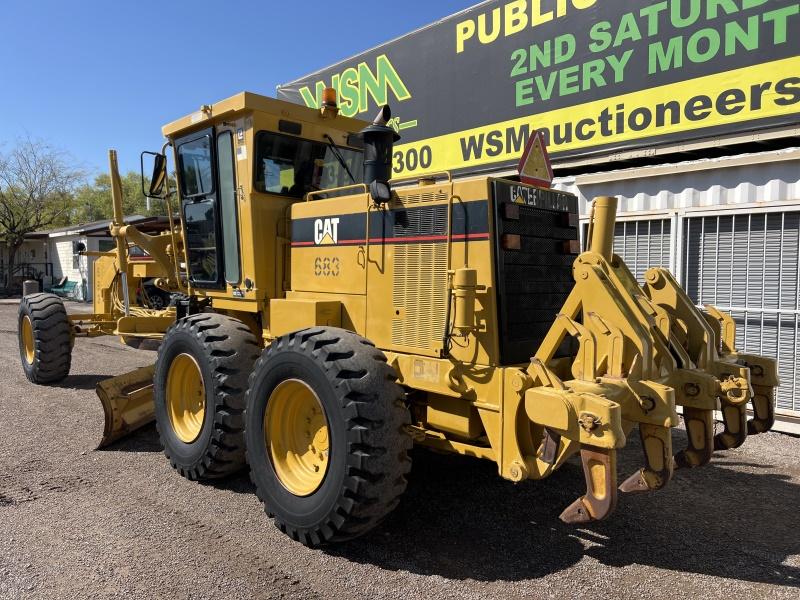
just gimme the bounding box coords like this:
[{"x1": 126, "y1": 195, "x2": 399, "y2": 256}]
[{"x1": 0, "y1": 301, "x2": 799, "y2": 599}]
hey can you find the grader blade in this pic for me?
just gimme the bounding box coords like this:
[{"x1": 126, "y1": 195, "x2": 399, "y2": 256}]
[{"x1": 96, "y1": 365, "x2": 156, "y2": 448}]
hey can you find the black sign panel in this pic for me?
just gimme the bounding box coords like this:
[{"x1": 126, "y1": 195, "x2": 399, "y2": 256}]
[
  {"x1": 492, "y1": 179, "x2": 578, "y2": 213},
  {"x1": 278, "y1": 0, "x2": 800, "y2": 177}
]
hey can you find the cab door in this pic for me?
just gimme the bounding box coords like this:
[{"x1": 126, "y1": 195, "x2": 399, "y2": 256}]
[{"x1": 176, "y1": 128, "x2": 241, "y2": 288}]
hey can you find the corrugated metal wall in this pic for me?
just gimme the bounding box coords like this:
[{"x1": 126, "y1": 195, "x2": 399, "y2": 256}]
[
  {"x1": 683, "y1": 212, "x2": 800, "y2": 413},
  {"x1": 613, "y1": 219, "x2": 672, "y2": 281},
  {"x1": 560, "y1": 149, "x2": 800, "y2": 215}
]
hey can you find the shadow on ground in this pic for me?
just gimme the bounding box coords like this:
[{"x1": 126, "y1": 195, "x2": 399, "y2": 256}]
[
  {"x1": 100, "y1": 425, "x2": 253, "y2": 497},
  {"x1": 328, "y1": 430, "x2": 800, "y2": 586},
  {"x1": 99, "y1": 422, "x2": 163, "y2": 453},
  {"x1": 52, "y1": 373, "x2": 108, "y2": 390},
  {"x1": 98, "y1": 419, "x2": 800, "y2": 586}
]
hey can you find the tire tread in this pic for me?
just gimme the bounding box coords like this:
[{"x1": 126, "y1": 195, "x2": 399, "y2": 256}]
[
  {"x1": 245, "y1": 327, "x2": 412, "y2": 546},
  {"x1": 18, "y1": 293, "x2": 72, "y2": 384},
  {"x1": 155, "y1": 313, "x2": 260, "y2": 480}
]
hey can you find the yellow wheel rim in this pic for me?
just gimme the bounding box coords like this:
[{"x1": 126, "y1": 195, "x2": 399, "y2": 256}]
[
  {"x1": 265, "y1": 379, "x2": 330, "y2": 496},
  {"x1": 21, "y1": 315, "x2": 35, "y2": 365},
  {"x1": 166, "y1": 353, "x2": 206, "y2": 443}
]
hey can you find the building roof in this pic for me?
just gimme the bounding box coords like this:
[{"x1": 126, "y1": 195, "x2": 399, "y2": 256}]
[{"x1": 26, "y1": 215, "x2": 170, "y2": 239}]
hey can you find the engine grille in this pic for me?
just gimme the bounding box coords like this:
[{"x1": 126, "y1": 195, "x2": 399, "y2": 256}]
[
  {"x1": 492, "y1": 180, "x2": 579, "y2": 365},
  {"x1": 392, "y1": 242, "x2": 449, "y2": 349},
  {"x1": 390, "y1": 204, "x2": 449, "y2": 350},
  {"x1": 392, "y1": 190, "x2": 449, "y2": 206}
]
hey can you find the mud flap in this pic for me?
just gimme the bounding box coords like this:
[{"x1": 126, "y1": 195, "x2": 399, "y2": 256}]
[
  {"x1": 96, "y1": 365, "x2": 156, "y2": 448},
  {"x1": 560, "y1": 447, "x2": 617, "y2": 524}
]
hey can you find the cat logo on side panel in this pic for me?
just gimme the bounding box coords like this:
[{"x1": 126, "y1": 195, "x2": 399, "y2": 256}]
[{"x1": 314, "y1": 217, "x2": 339, "y2": 245}]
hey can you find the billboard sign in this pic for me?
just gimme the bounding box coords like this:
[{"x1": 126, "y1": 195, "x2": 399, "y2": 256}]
[{"x1": 278, "y1": 0, "x2": 800, "y2": 178}]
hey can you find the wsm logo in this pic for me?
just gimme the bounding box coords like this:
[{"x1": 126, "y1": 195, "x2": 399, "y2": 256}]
[{"x1": 297, "y1": 55, "x2": 411, "y2": 118}]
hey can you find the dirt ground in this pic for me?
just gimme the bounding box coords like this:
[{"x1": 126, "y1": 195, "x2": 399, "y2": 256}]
[{"x1": 0, "y1": 301, "x2": 799, "y2": 599}]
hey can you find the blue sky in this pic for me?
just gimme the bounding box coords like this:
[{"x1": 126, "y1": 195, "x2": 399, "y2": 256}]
[{"x1": 0, "y1": 0, "x2": 470, "y2": 177}]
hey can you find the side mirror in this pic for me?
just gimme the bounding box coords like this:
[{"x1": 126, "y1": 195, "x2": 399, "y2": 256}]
[{"x1": 141, "y1": 151, "x2": 168, "y2": 199}]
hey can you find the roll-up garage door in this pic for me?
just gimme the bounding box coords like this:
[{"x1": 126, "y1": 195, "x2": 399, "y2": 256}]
[
  {"x1": 612, "y1": 219, "x2": 673, "y2": 282},
  {"x1": 683, "y1": 212, "x2": 800, "y2": 413}
]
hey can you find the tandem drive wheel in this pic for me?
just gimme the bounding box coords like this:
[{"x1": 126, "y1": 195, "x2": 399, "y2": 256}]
[
  {"x1": 245, "y1": 327, "x2": 412, "y2": 547},
  {"x1": 18, "y1": 293, "x2": 72, "y2": 384},
  {"x1": 154, "y1": 313, "x2": 260, "y2": 480}
]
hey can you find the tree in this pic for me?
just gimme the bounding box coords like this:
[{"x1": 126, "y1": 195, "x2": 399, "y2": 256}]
[
  {"x1": 71, "y1": 170, "x2": 160, "y2": 223},
  {"x1": 0, "y1": 137, "x2": 83, "y2": 287}
]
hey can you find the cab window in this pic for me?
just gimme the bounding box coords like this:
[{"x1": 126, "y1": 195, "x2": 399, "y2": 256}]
[
  {"x1": 178, "y1": 135, "x2": 214, "y2": 197},
  {"x1": 254, "y1": 131, "x2": 363, "y2": 198},
  {"x1": 184, "y1": 201, "x2": 218, "y2": 283}
]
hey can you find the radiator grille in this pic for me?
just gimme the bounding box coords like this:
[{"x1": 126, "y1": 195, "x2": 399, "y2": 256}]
[
  {"x1": 392, "y1": 191, "x2": 449, "y2": 206},
  {"x1": 392, "y1": 205, "x2": 448, "y2": 238},
  {"x1": 392, "y1": 242, "x2": 449, "y2": 349},
  {"x1": 492, "y1": 181, "x2": 579, "y2": 365}
]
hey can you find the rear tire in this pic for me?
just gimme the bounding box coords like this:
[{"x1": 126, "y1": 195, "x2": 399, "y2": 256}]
[
  {"x1": 245, "y1": 327, "x2": 412, "y2": 546},
  {"x1": 154, "y1": 313, "x2": 260, "y2": 480},
  {"x1": 18, "y1": 293, "x2": 72, "y2": 383},
  {"x1": 149, "y1": 293, "x2": 166, "y2": 310}
]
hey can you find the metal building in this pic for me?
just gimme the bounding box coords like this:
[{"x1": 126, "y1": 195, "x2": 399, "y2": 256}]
[{"x1": 556, "y1": 148, "x2": 800, "y2": 433}]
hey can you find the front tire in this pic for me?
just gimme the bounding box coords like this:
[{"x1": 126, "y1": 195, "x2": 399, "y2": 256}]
[
  {"x1": 18, "y1": 293, "x2": 72, "y2": 383},
  {"x1": 245, "y1": 327, "x2": 412, "y2": 546},
  {"x1": 154, "y1": 313, "x2": 260, "y2": 480}
]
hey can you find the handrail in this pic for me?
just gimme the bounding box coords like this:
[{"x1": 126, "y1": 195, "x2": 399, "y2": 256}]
[
  {"x1": 305, "y1": 183, "x2": 368, "y2": 202},
  {"x1": 391, "y1": 171, "x2": 453, "y2": 186},
  {"x1": 159, "y1": 140, "x2": 187, "y2": 294}
]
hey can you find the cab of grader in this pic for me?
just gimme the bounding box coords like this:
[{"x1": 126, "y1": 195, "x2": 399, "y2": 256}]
[{"x1": 17, "y1": 89, "x2": 780, "y2": 546}]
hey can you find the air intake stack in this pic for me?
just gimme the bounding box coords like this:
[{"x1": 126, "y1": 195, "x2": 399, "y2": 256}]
[{"x1": 359, "y1": 105, "x2": 400, "y2": 202}]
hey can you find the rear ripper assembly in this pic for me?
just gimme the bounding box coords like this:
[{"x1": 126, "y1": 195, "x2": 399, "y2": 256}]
[{"x1": 522, "y1": 196, "x2": 779, "y2": 522}]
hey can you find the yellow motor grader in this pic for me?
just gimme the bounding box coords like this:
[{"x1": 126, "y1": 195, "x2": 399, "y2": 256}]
[{"x1": 17, "y1": 90, "x2": 779, "y2": 545}]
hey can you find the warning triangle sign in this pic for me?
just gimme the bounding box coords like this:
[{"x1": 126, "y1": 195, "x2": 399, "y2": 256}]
[{"x1": 517, "y1": 130, "x2": 553, "y2": 188}]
